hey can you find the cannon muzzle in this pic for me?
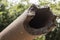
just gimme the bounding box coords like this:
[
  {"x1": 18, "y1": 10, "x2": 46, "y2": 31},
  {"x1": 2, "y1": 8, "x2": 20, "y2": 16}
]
[{"x1": 24, "y1": 4, "x2": 56, "y2": 35}]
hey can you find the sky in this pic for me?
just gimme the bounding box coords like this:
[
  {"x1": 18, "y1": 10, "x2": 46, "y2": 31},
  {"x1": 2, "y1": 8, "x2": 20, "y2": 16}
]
[
  {"x1": 29, "y1": 0, "x2": 39, "y2": 5},
  {"x1": 7, "y1": 0, "x2": 60, "y2": 5},
  {"x1": 7, "y1": 0, "x2": 39, "y2": 5}
]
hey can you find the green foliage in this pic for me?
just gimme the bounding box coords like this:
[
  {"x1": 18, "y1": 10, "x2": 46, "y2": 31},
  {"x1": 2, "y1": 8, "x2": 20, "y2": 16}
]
[
  {"x1": 0, "y1": 0, "x2": 29, "y2": 32},
  {"x1": 46, "y1": 18, "x2": 60, "y2": 40},
  {"x1": 0, "y1": 0, "x2": 60, "y2": 40},
  {"x1": 33, "y1": 35, "x2": 45, "y2": 40},
  {"x1": 0, "y1": 4, "x2": 5, "y2": 11}
]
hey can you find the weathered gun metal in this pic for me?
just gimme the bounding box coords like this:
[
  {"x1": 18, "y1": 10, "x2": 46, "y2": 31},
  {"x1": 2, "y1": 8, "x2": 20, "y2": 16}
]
[{"x1": 0, "y1": 4, "x2": 56, "y2": 40}]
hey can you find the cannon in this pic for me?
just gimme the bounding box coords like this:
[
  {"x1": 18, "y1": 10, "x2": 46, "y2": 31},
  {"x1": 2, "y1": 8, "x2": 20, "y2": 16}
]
[{"x1": 0, "y1": 4, "x2": 56, "y2": 40}]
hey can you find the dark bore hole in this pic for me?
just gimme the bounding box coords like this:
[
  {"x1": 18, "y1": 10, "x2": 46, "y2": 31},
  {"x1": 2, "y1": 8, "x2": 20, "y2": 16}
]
[{"x1": 29, "y1": 8, "x2": 51, "y2": 29}]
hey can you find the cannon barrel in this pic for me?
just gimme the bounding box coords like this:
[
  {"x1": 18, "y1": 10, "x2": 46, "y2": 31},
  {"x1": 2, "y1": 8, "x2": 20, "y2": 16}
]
[{"x1": 0, "y1": 4, "x2": 56, "y2": 40}]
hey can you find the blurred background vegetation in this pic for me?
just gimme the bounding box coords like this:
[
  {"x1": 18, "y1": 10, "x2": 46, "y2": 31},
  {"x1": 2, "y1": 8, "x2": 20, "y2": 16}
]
[{"x1": 0, "y1": 0, "x2": 60, "y2": 40}]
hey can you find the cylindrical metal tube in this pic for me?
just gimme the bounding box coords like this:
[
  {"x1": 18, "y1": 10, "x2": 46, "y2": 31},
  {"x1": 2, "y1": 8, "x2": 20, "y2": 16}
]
[{"x1": 0, "y1": 4, "x2": 56, "y2": 40}]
